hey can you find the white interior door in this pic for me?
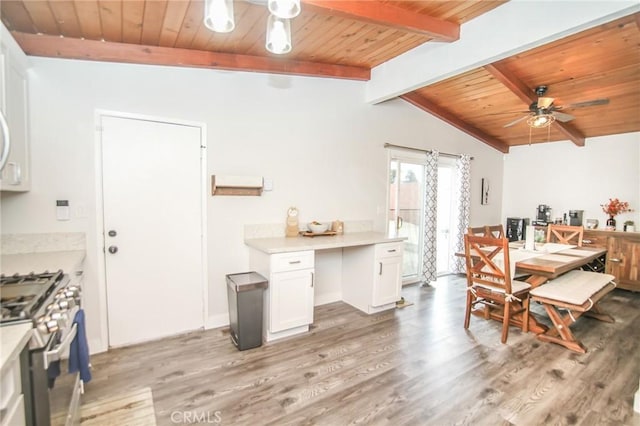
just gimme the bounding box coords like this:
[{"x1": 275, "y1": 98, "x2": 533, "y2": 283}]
[{"x1": 101, "y1": 115, "x2": 204, "y2": 347}]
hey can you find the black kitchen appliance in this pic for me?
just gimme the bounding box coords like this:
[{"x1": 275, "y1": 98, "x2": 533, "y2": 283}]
[
  {"x1": 1, "y1": 271, "x2": 83, "y2": 426},
  {"x1": 506, "y1": 217, "x2": 529, "y2": 242},
  {"x1": 569, "y1": 210, "x2": 584, "y2": 226},
  {"x1": 533, "y1": 204, "x2": 552, "y2": 226}
]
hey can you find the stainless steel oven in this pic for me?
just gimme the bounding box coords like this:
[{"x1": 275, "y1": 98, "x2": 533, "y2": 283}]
[{"x1": 1, "y1": 270, "x2": 85, "y2": 426}]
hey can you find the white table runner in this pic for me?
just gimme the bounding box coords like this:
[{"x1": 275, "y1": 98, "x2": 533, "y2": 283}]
[
  {"x1": 537, "y1": 253, "x2": 576, "y2": 263},
  {"x1": 539, "y1": 243, "x2": 576, "y2": 253}
]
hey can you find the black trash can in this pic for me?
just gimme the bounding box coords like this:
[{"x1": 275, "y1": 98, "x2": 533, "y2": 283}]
[{"x1": 226, "y1": 272, "x2": 268, "y2": 351}]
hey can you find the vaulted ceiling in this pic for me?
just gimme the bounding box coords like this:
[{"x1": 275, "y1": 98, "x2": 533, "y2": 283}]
[{"x1": 1, "y1": 1, "x2": 639, "y2": 153}]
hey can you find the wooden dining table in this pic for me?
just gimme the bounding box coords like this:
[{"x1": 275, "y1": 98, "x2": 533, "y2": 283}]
[
  {"x1": 512, "y1": 244, "x2": 607, "y2": 286},
  {"x1": 458, "y1": 243, "x2": 608, "y2": 334}
]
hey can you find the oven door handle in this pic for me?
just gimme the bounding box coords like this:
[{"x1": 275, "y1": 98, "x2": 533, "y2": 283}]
[{"x1": 45, "y1": 323, "x2": 77, "y2": 369}]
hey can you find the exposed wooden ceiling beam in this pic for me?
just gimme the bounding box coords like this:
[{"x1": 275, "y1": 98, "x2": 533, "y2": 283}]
[
  {"x1": 11, "y1": 31, "x2": 371, "y2": 81},
  {"x1": 302, "y1": 1, "x2": 460, "y2": 42},
  {"x1": 400, "y1": 92, "x2": 510, "y2": 153},
  {"x1": 484, "y1": 62, "x2": 586, "y2": 147}
]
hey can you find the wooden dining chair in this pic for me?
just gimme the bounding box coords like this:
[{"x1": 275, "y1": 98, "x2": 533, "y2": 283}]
[
  {"x1": 547, "y1": 224, "x2": 584, "y2": 246},
  {"x1": 463, "y1": 234, "x2": 531, "y2": 344},
  {"x1": 467, "y1": 226, "x2": 489, "y2": 237},
  {"x1": 486, "y1": 224, "x2": 505, "y2": 239},
  {"x1": 467, "y1": 225, "x2": 505, "y2": 238}
]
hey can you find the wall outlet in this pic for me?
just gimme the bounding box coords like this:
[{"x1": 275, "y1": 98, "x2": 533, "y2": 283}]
[{"x1": 75, "y1": 202, "x2": 88, "y2": 218}]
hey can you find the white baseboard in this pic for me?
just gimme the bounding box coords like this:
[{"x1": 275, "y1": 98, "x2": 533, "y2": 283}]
[
  {"x1": 205, "y1": 313, "x2": 229, "y2": 330},
  {"x1": 88, "y1": 337, "x2": 108, "y2": 355},
  {"x1": 314, "y1": 292, "x2": 342, "y2": 306}
]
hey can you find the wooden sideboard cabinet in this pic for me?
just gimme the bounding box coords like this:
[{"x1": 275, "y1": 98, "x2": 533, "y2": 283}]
[{"x1": 583, "y1": 229, "x2": 640, "y2": 292}]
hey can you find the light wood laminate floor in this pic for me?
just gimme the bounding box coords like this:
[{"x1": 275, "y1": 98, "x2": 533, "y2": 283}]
[{"x1": 83, "y1": 275, "x2": 640, "y2": 425}]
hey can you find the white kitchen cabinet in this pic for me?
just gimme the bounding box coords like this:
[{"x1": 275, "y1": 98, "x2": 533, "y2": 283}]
[
  {"x1": 0, "y1": 25, "x2": 30, "y2": 192},
  {"x1": 0, "y1": 349, "x2": 25, "y2": 426},
  {"x1": 342, "y1": 241, "x2": 404, "y2": 314},
  {"x1": 249, "y1": 250, "x2": 315, "y2": 342},
  {"x1": 0, "y1": 323, "x2": 31, "y2": 426}
]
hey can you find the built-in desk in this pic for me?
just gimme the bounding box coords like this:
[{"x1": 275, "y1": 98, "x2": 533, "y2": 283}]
[{"x1": 245, "y1": 232, "x2": 406, "y2": 341}]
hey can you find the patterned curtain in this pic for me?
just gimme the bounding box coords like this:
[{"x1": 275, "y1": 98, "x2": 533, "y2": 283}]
[
  {"x1": 421, "y1": 150, "x2": 439, "y2": 285},
  {"x1": 450, "y1": 155, "x2": 472, "y2": 273}
]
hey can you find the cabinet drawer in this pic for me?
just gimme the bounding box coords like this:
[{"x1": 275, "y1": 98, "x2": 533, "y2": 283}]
[
  {"x1": 271, "y1": 250, "x2": 314, "y2": 272},
  {"x1": 582, "y1": 234, "x2": 608, "y2": 248},
  {"x1": 375, "y1": 242, "x2": 404, "y2": 259}
]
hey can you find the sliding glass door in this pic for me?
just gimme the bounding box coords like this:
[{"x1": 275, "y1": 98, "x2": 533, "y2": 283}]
[{"x1": 388, "y1": 153, "x2": 459, "y2": 281}]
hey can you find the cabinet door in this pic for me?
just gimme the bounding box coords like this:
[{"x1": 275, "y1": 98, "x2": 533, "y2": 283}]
[
  {"x1": 0, "y1": 47, "x2": 30, "y2": 191},
  {"x1": 607, "y1": 236, "x2": 640, "y2": 291},
  {"x1": 270, "y1": 269, "x2": 314, "y2": 332},
  {"x1": 372, "y1": 256, "x2": 402, "y2": 307}
]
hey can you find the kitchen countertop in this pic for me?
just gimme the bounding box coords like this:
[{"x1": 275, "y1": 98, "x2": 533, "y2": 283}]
[
  {"x1": 1, "y1": 250, "x2": 86, "y2": 275},
  {"x1": 245, "y1": 231, "x2": 406, "y2": 254},
  {"x1": 0, "y1": 322, "x2": 32, "y2": 375}
]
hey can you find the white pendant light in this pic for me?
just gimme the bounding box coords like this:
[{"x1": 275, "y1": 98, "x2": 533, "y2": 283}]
[
  {"x1": 204, "y1": 0, "x2": 235, "y2": 33},
  {"x1": 266, "y1": 14, "x2": 292, "y2": 54},
  {"x1": 268, "y1": 0, "x2": 301, "y2": 19}
]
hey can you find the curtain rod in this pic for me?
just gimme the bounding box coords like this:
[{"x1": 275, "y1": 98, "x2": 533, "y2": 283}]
[{"x1": 384, "y1": 143, "x2": 474, "y2": 160}]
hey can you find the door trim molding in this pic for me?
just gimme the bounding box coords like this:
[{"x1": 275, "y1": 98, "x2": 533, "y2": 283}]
[{"x1": 94, "y1": 110, "x2": 208, "y2": 351}]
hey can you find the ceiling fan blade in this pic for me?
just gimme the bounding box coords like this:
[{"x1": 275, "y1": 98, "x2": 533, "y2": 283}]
[
  {"x1": 553, "y1": 112, "x2": 575, "y2": 122},
  {"x1": 503, "y1": 115, "x2": 529, "y2": 128},
  {"x1": 487, "y1": 110, "x2": 530, "y2": 116},
  {"x1": 562, "y1": 98, "x2": 610, "y2": 109},
  {"x1": 537, "y1": 97, "x2": 554, "y2": 109}
]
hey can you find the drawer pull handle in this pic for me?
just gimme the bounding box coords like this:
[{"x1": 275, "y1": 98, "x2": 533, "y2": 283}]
[
  {"x1": 387, "y1": 249, "x2": 396, "y2": 253},
  {"x1": 609, "y1": 258, "x2": 621, "y2": 263},
  {"x1": 311, "y1": 272, "x2": 314, "y2": 288},
  {"x1": 583, "y1": 239, "x2": 592, "y2": 244},
  {"x1": 379, "y1": 262, "x2": 383, "y2": 275},
  {"x1": 289, "y1": 260, "x2": 301, "y2": 264}
]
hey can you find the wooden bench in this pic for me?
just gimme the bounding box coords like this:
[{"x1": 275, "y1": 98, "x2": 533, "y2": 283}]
[{"x1": 529, "y1": 270, "x2": 616, "y2": 353}]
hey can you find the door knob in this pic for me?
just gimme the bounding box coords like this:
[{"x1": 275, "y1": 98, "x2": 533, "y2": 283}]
[
  {"x1": 108, "y1": 246, "x2": 118, "y2": 254},
  {"x1": 108, "y1": 230, "x2": 117, "y2": 237}
]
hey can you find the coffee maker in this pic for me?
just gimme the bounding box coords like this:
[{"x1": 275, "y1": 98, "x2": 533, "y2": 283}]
[
  {"x1": 534, "y1": 204, "x2": 552, "y2": 225},
  {"x1": 506, "y1": 217, "x2": 529, "y2": 242}
]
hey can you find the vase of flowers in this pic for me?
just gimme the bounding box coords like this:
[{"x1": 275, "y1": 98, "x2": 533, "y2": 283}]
[{"x1": 601, "y1": 198, "x2": 632, "y2": 230}]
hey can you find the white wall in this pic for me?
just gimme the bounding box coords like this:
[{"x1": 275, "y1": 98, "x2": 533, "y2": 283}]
[
  {"x1": 502, "y1": 133, "x2": 640, "y2": 227},
  {"x1": 0, "y1": 57, "x2": 503, "y2": 352}
]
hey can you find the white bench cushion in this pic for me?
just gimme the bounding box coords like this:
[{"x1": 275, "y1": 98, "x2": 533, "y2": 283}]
[
  {"x1": 475, "y1": 279, "x2": 531, "y2": 294},
  {"x1": 529, "y1": 270, "x2": 615, "y2": 305}
]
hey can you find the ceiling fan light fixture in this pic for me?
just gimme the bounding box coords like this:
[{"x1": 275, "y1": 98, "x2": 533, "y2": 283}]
[
  {"x1": 204, "y1": 0, "x2": 235, "y2": 33},
  {"x1": 268, "y1": 0, "x2": 301, "y2": 19},
  {"x1": 527, "y1": 113, "x2": 555, "y2": 128},
  {"x1": 266, "y1": 14, "x2": 292, "y2": 54}
]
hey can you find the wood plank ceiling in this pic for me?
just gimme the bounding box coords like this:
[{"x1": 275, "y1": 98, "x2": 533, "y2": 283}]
[{"x1": 1, "y1": 1, "x2": 638, "y2": 152}]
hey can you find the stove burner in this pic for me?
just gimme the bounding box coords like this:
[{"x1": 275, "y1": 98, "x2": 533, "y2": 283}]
[
  {"x1": 1, "y1": 295, "x2": 33, "y2": 320},
  {"x1": 0, "y1": 270, "x2": 65, "y2": 325}
]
